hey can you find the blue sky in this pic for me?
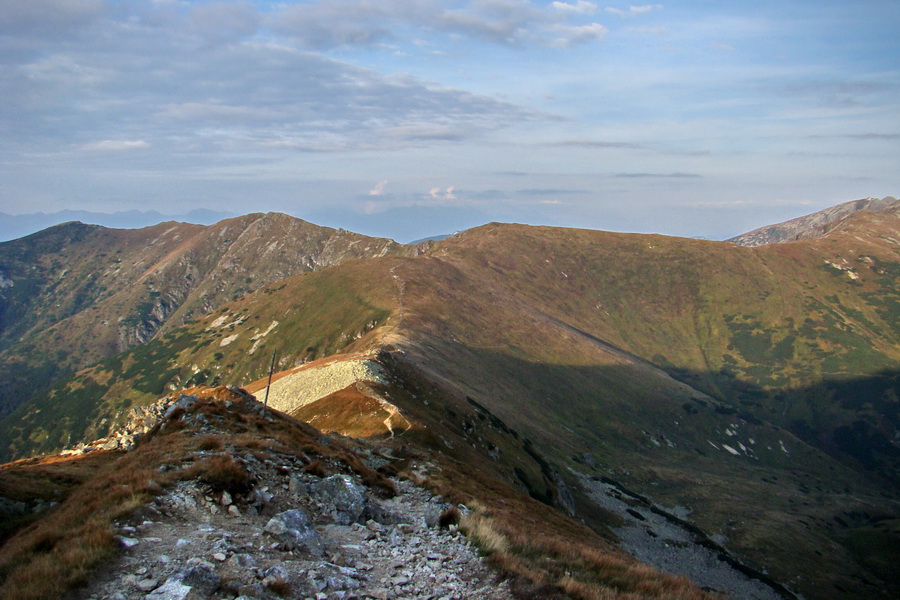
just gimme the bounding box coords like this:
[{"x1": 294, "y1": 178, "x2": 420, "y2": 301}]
[{"x1": 1, "y1": 0, "x2": 897, "y2": 242}]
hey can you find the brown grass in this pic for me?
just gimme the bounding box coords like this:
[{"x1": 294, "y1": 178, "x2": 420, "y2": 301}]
[
  {"x1": 438, "y1": 506, "x2": 460, "y2": 528},
  {"x1": 264, "y1": 577, "x2": 292, "y2": 597},
  {"x1": 0, "y1": 450, "x2": 166, "y2": 600},
  {"x1": 302, "y1": 459, "x2": 327, "y2": 477},
  {"x1": 412, "y1": 452, "x2": 716, "y2": 600},
  {"x1": 460, "y1": 511, "x2": 510, "y2": 555},
  {"x1": 0, "y1": 385, "x2": 399, "y2": 600},
  {"x1": 179, "y1": 454, "x2": 252, "y2": 494},
  {"x1": 195, "y1": 435, "x2": 225, "y2": 451}
]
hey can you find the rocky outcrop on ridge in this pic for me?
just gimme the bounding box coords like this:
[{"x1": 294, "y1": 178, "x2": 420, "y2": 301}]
[{"x1": 68, "y1": 389, "x2": 512, "y2": 600}]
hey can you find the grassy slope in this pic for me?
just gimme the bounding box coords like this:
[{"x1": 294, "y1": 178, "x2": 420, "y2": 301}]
[
  {"x1": 0, "y1": 258, "x2": 400, "y2": 460},
  {"x1": 2, "y1": 214, "x2": 897, "y2": 598},
  {"x1": 423, "y1": 217, "x2": 899, "y2": 480},
  {"x1": 376, "y1": 217, "x2": 898, "y2": 599},
  {"x1": 0, "y1": 383, "x2": 719, "y2": 600},
  {"x1": 0, "y1": 214, "x2": 408, "y2": 419}
]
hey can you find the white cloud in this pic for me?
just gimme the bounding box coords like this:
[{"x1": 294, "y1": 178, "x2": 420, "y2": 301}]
[
  {"x1": 428, "y1": 186, "x2": 457, "y2": 200},
  {"x1": 0, "y1": 0, "x2": 105, "y2": 36},
  {"x1": 552, "y1": 22, "x2": 608, "y2": 47},
  {"x1": 189, "y1": 1, "x2": 260, "y2": 44},
  {"x1": 1, "y1": 23, "x2": 545, "y2": 157},
  {"x1": 80, "y1": 140, "x2": 148, "y2": 151},
  {"x1": 268, "y1": 0, "x2": 609, "y2": 48},
  {"x1": 369, "y1": 180, "x2": 388, "y2": 195},
  {"x1": 605, "y1": 4, "x2": 663, "y2": 18},
  {"x1": 551, "y1": 1, "x2": 597, "y2": 15}
]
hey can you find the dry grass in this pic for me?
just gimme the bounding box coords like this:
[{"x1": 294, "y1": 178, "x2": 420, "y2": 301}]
[
  {"x1": 0, "y1": 450, "x2": 165, "y2": 600},
  {"x1": 413, "y1": 452, "x2": 717, "y2": 600},
  {"x1": 264, "y1": 577, "x2": 293, "y2": 597},
  {"x1": 179, "y1": 454, "x2": 252, "y2": 494},
  {"x1": 195, "y1": 435, "x2": 225, "y2": 451},
  {"x1": 0, "y1": 389, "x2": 247, "y2": 600},
  {"x1": 0, "y1": 384, "x2": 395, "y2": 600},
  {"x1": 460, "y1": 511, "x2": 510, "y2": 555},
  {"x1": 438, "y1": 505, "x2": 460, "y2": 528},
  {"x1": 302, "y1": 459, "x2": 327, "y2": 477}
]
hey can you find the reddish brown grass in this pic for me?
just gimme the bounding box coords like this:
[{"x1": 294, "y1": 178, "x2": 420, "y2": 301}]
[
  {"x1": 195, "y1": 435, "x2": 225, "y2": 451},
  {"x1": 179, "y1": 454, "x2": 252, "y2": 494}
]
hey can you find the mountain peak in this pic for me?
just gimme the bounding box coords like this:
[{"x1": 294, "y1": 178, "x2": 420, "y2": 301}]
[{"x1": 728, "y1": 196, "x2": 899, "y2": 246}]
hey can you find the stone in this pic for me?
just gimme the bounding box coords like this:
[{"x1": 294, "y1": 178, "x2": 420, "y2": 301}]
[
  {"x1": 288, "y1": 475, "x2": 308, "y2": 496},
  {"x1": 135, "y1": 578, "x2": 159, "y2": 592},
  {"x1": 146, "y1": 579, "x2": 193, "y2": 600},
  {"x1": 263, "y1": 565, "x2": 290, "y2": 582},
  {"x1": 228, "y1": 504, "x2": 242, "y2": 517},
  {"x1": 363, "y1": 499, "x2": 401, "y2": 525},
  {"x1": 424, "y1": 506, "x2": 441, "y2": 528},
  {"x1": 263, "y1": 508, "x2": 324, "y2": 556},
  {"x1": 228, "y1": 553, "x2": 257, "y2": 568},
  {"x1": 315, "y1": 475, "x2": 366, "y2": 525},
  {"x1": 366, "y1": 519, "x2": 383, "y2": 532},
  {"x1": 251, "y1": 487, "x2": 274, "y2": 509},
  {"x1": 180, "y1": 563, "x2": 220, "y2": 595},
  {"x1": 117, "y1": 536, "x2": 140, "y2": 549}
]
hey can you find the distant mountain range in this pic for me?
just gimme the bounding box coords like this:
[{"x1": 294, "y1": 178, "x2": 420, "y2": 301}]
[
  {"x1": 0, "y1": 208, "x2": 235, "y2": 242},
  {"x1": 0, "y1": 198, "x2": 898, "y2": 599}
]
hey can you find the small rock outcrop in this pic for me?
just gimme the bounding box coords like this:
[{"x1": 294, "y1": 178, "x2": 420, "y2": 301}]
[{"x1": 68, "y1": 388, "x2": 512, "y2": 600}]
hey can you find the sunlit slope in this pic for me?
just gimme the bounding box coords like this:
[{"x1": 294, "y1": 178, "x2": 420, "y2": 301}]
[
  {"x1": 728, "y1": 195, "x2": 898, "y2": 246},
  {"x1": 0, "y1": 258, "x2": 400, "y2": 459},
  {"x1": 417, "y1": 217, "x2": 899, "y2": 480},
  {"x1": 375, "y1": 219, "x2": 898, "y2": 598},
  {"x1": 0, "y1": 213, "x2": 408, "y2": 418}
]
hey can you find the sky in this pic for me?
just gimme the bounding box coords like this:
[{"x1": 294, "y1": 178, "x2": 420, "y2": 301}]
[{"x1": 0, "y1": 0, "x2": 898, "y2": 242}]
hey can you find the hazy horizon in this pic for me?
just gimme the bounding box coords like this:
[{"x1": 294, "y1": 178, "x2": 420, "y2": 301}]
[{"x1": 3, "y1": 194, "x2": 896, "y2": 245}]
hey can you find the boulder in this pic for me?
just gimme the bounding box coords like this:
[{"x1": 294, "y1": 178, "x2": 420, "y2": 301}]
[
  {"x1": 264, "y1": 508, "x2": 323, "y2": 556},
  {"x1": 315, "y1": 474, "x2": 366, "y2": 525},
  {"x1": 180, "y1": 563, "x2": 220, "y2": 595}
]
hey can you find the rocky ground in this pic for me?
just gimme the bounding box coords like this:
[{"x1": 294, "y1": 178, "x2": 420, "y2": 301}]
[
  {"x1": 576, "y1": 473, "x2": 788, "y2": 600},
  {"x1": 258, "y1": 359, "x2": 389, "y2": 416},
  {"x1": 71, "y1": 393, "x2": 512, "y2": 600}
]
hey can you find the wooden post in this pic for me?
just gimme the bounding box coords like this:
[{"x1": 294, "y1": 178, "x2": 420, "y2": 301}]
[{"x1": 263, "y1": 348, "x2": 277, "y2": 414}]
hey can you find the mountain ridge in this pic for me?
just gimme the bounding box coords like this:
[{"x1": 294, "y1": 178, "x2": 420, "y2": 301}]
[
  {"x1": 0, "y1": 208, "x2": 236, "y2": 243},
  {"x1": 728, "y1": 196, "x2": 899, "y2": 246},
  {"x1": 0, "y1": 213, "x2": 414, "y2": 419},
  {"x1": 0, "y1": 201, "x2": 898, "y2": 599}
]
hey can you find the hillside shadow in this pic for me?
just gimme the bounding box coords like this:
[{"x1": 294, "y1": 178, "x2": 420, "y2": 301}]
[{"x1": 380, "y1": 344, "x2": 900, "y2": 599}]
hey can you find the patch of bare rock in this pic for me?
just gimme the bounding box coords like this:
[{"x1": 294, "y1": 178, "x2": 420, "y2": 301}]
[{"x1": 73, "y1": 397, "x2": 511, "y2": 600}]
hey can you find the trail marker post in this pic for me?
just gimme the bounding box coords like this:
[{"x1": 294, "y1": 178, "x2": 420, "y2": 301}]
[{"x1": 263, "y1": 349, "x2": 277, "y2": 415}]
